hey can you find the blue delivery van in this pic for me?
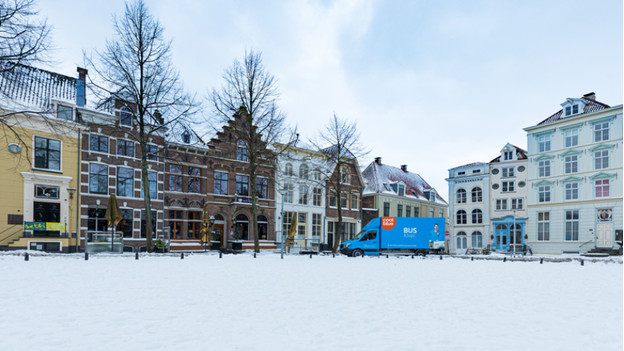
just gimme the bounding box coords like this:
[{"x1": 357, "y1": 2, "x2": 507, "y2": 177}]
[{"x1": 339, "y1": 217, "x2": 445, "y2": 257}]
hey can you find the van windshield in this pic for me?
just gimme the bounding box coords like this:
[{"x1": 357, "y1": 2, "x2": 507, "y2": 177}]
[{"x1": 353, "y1": 230, "x2": 367, "y2": 240}]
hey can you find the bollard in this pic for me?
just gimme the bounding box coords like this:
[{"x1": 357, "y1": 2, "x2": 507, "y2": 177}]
[
  {"x1": 85, "y1": 252, "x2": 89, "y2": 261},
  {"x1": 386, "y1": 254, "x2": 389, "y2": 258},
  {"x1": 362, "y1": 253, "x2": 364, "y2": 258},
  {"x1": 540, "y1": 258, "x2": 543, "y2": 264},
  {"x1": 503, "y1": 257, "x2": 507, "y2": 262},
  {"x1": 24, "y1": 252, "x2": 29, "y2": 261},
  {"x1": 254, "y1": 253, "x2": 256, "y2": 258},
  {"x1": 471, "y1": 257, "x2": 474, "y2": 261},
  {"x1": 581, "y1": 259, "x2": 584, "y2": 266},
  {"x1": 333, "y1": 254, "x2": 335, "y2": 258},
  {"x1": 220, "y1": 251, "x2": 223, "y2": 259},
  {"x1": 440, "y1": 256, "x2": 442, "y2": 260},
  {"x1": 135, "y1": 252, "x2": 139, "y2": 260},
  {"x1": 181, "y1": 253, "x2": 184, "y2": 259},
  {"x1": 411, "y1": 255, "x2": 414, "y2": 259},
  {"x1": 310, "y1": 254, "x2": 312, "y2": 259}
]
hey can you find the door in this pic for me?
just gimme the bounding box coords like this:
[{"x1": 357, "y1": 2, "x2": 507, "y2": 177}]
[
  {"x1": 494, "y1": 224, "x2": 509, "y2": 251},
  {"x1": 456, "y1": 233, "x2": 467, "y2": 254},
  {"x1": 596, "y1": 223, "x2": 613, "y2": 248},
  {"x1": 359, "y1": 230, "x2": 378, "y2": 254},
  {"x1": 33, "y1": 201, "x2": 60, "y2": 237}
]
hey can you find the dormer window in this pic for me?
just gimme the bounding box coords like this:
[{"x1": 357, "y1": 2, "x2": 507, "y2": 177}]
[
  {"x1": 561, "y1": 99, "x2": 585, "y2": 118},
  {"x1": 398, "y1": 184, "x2": 405, "y2": 196},
  {"x1": 182, "y1": 130, "x2": 190, "y2": 144},
  {"x1": 428, "y1": 190, "x2": 436, "y2": 202},
  {"x1": 503, "y1": 151, "x2": 513, "y2": 160}
]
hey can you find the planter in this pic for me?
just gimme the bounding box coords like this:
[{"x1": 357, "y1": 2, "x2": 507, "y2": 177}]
[
  {"x1": 210, "y1": 242, "x2": 221, "y2": 250},
  {"x1": 232, "y1": 242, "x2": 243, "y2": 251}
]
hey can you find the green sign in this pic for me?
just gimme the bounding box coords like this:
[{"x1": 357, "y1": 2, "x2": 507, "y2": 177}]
[{"x1": 24, "y1": 222, "x2": 65, "y2": 231}]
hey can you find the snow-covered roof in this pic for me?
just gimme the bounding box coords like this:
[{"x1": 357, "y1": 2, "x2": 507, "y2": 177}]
[
  {"x1": 362, "y1": 161, "x2": 448, "y2": 205},
  {"x1": 166, "y1": 120, "x2": 208, "y2": 149},
  {"x1": 535, "y1": 94, "x2": 611, "y2": 126},
  {"x1": 490, "y1": 144, "x2": 527, "y2": 163},
  {"x1": 0, "y1": 64, "x2": 77, "y2": 111}
]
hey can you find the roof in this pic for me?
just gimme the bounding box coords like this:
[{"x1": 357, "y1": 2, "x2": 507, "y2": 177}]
[
  {"x1": 166, "y1": 120, "x2": 208, "y2": 149},
  {"x1": 490, "y1": 144, "x2": 528, "y2": 163},
  {"x1": 535, "y1": 96, "x2": 611, "y2": 126},
  {"x1": 362, "y1": 161, "x2": 448, "y2": 205},
  {"x1": 0, "y1": 64, "x2": 76, "y2": 111},
  {"x1": 449, "y1": 162, "x2": 489, "y2": 171}
]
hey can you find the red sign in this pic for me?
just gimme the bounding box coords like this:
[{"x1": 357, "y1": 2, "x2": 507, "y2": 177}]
[
  {"x1": 381, "y1": 217, "x2": 396, "y2": 230},
  {"x1": 445, "y1": 231, "x2": 449, "y2": 236}
]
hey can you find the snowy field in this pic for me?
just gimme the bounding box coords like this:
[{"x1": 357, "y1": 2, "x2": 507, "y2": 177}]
[{"x1": 0, "y1": 252, "x2": 621, "y2": 351}]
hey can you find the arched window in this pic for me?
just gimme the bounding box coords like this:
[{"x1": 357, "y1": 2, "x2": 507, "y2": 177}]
[
  {"x1": 471, "y1": 231, "x2": 483, "y2": 248},
  {"x1": 456, "y1": 231, "x2": 467, "y2": 249},
  {"x1": 471, "y1": 187, "x2": 482, "y2": 202},
  {"x1": 236, "y1": 140, "x2": 248, "y2": 161},
  {"x1": 471, "y1": 209, "x2": 482, "y2": 224},
  {"x1": 456, "y1": 189, "x2": 466, "y2": 203},
  {"x1": 284, "y1": 163, "x2": 293, "y2": 177},
  {"x1": 182, "y1": 130, "x2": 190, "y2": 144},
  {"x1": 257, "y1": 215, "x2": 268, "y2": 240},
  {"x1": 120, "y1": 107, "x2": 132, "y2": 126},
  {"x1": 340, "y1": 166, "x2": 350, "y2": 184},
  {"x1": 313, "y1": 169, "x2": 321, "y2": 181},
  {"x1": 233, "y1": 213, "x2": 249, "y2": 240},
  {"x1": 456, "y1": 210, "x2": 467, "y2": 224},
  {"x1": 299, "y1": 164, "x2": 309, "y2": 179}
]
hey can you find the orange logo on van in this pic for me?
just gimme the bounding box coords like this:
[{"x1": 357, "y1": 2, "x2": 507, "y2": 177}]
[{"x1": 381, "y1": 217, "x2": 396, "y2": 230}]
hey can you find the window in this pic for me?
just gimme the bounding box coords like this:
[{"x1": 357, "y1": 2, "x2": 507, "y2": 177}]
[
  {"x1": 565, "y1": 210, "x2": 579, "y2": 241},
  {"x1": 313, "y1": 188, "x2": 322, "y2": 206},
  {"x1": 87, "y1": 207, "x2": 107, "y2": 233},
  {"x1": 538, "y1": 160, "x2": 551, "y2": 177},
  {"x1": 340, "y1": 166, "x2": 350, "y2": 184},
  {"x1": 117, "y1": 167, "x2": 134, "y2": 197},
  {"x1": 456, "y1": 189, "x2": 466, "y2": 203},
  {"x1": 188, "y1": 211, "x2": 202, "y2": 239},
  {"x1": 235, "y1": 174, "x2": 249, "y2": 196},
  {"x1": 538, "y1": 134, "x2": 551, "y2": 152},
  {"x1": 351, "y1": 195, "x2": 358, "y2": 210},
  {"x1": 565, "y1": 183, "x2": 579, "y2": 200},
  {"x1": 414, "y1": 207, "x2": 420, "y2": 217},
  {"x1": 340, "y1": 195, "x2": 348, "y2": 209},
  {"x1": 57, "y1": 105, "x2": 73, "y2": 120},
  {"x1": 538, "y1": 185, "x2": 551, "y2": 203},
  {"x1": 471, "y1": 187, "x2": 482, "y2": 202},
  {"x1": 397, "y1": 204, "x2": 403, "y2": 217},
  {"x1": 35, "y1": 185, "x2": 59, "y2": 199},
  {"x1": 146, "y1": 144, "x2": 158, "y2": 161},
  {"x1": 502, "y1": 167, "x2": 514, "y2": 178},
  {"x1": 120, "y1": 107, "x2": 132, "y2": 126},
  {"x1": 511, "y1": 198, "x2": 523, "y2": 210},
  {"x1": 313, "y1": 170, "x2": 321, "y2": 181},
  {"x1": 456, "y1": 210, "x2": 466, "y2": 224},
  {"x1": 564, "y1": 155, "x2": 578, "y2": 174},
  {"x1": 383, "y1": 202, "x2": 390, "y2": 217},
  {"x1": 89, "y1": 164, "x2": 108, "y2": 194},
  {"x1": 564, "y1": 129, "x2": 578, "y2": 147},
  {"x1": 299, "y1": 164, "x2": 309, "y2": 179},
  {"x1": 297, "y1": 213, "x2": 307, "y2": 239},
  {"x1": 502, "y1": 181, "x2": 514, "y2": 192},
  {"x1": 284, "y1": 163, "x2": 293, "y2": 176},
  {"x1": 595, "y1": 179, "x2": 610, "y2": 198},
  {"x1": 439, "y1": 209, "x2": 443, "y2": 217},
  {"x1": 496, "y1": 199, "x2": 507, "y2": 210},
  {"x1": 282, "y1": 211, "x2": 294, "y2": 235},
  {"x1": 503, "y1": 151, "x2": 513, "y2": 160},
  {"x1": 90, "y1": 134, "x2": 108, "y2": 153},
  {"x1": 456, "y1": 232, "x2": 467, "y2": 250},
  {"x1": 398, "y1": 185, "x2": 405, "y2": 196},
  {"x1": 283, "y1": 183, "x2": 294, "y2": 203},
  {"x1": 298, "y1": 185, "x2": 308, "y2": 205},
  {"x1": 214, "y1": 171, "x2": 228, "y2": 195},
  {"x1": 565, "y1": 104, "x2": 579, "y2": 116},
  {"x1": 119, "y1": 209, "x2": 133, "y2": 238},
  {"x1": 430, "y1": 208, "x2": 434, "y2": 217},
  {"x1": 312, "y1": 214, "x2": 322, "y2": 237},
  {"x1": 471, "y1": 231, "x2": 483, "y2": 248},
  {"x1": 169, "y1": 165, "x2": 182, "y2": 192},
  {"x1": 406, "y1": 206, "x2": 411, "y2": 217},
  {"x1": 537, "y1": 212, "x2": 550, "y2": 241},
  {"x1": 188, "y1": 167, "x2": 200, "y2": 193},
  {"x1": 236, "y1": 140, "x2": 248, "y2": 161},
  {"x1": 471, "y1": 209, "x2": 482, "y2": 224},
  {"x1": 428, "y1": 191, "x2": 436, "y2": 202},
  {"x1": 182, "y1": 131, "x2": 190, "y2": 144},
  {"x1": 117, "y1": 140, "x2": 134, "y2": 157},
  {"x1": 140, "y1": 210, "x2": 157, "y2": 238},
  {"x1": 594, "y1": 122, "x2": 609, "y2": 142},
  {"x1": 594, "y1": 150, "x2": 609, "y2": 170},
  {"x1": 142, "y1": 170, "x2": 157, "y2": 199},
  {"x1": 256, "y1": 177, "x2": 268, "y2": 199}
]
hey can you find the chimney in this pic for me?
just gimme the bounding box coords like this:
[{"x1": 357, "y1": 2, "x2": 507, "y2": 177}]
[
  {"x1": 374, "y1": 157, "x2": 382, "y2": 165},
  {"x1": 401, "y1": 165, "x2": 408, "y2": 173},
  {"x1": 583, "y1": 92, "x2": 596, "y2": 101},
  {"x1": 153, "y1": 109, "x2": 163, "y2": 124},
  {"x1": 76, "y1": 67, "x2": 88, "y2": 107}
]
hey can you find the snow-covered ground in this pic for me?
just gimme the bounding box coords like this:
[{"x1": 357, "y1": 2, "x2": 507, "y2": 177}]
[{"x1": 0, "y1": 252, "x2": 621, "y2": 351}]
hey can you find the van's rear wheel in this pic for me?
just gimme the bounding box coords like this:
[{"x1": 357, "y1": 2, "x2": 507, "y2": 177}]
[
  {"x1": 352, "y1": 249, "x2": 364, "y2": 257},
  {"x1": 415, "y1": 250, "x2": 426, "y2": 257}
]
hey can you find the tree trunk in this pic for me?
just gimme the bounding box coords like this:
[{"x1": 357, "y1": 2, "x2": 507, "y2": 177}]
[{"x1": 140, "y1": 143, "x2": 153, "y2": 252}]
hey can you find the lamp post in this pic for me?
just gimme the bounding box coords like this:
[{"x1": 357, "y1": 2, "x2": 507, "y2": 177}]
[
  {"x1": 277, "y1": 187, "x2": 288, "y2": 259},
  {"x1": 512, "y1": 209, "x2": 516, "y2": 257},
  {"x1": 209, "y1": 215, "x2": 215, "y2": 249}
]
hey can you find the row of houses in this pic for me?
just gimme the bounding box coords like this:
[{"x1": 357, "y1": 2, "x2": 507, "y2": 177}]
[
  {"x1": 0, "y1": 64, "x2": 448, "y2": 253},
  {"x1": 447, "y1": 93, "x2": 622, "y2": 255}
]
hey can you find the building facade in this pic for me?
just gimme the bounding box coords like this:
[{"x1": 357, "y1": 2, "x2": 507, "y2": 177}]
[
  {"x1": 524, "y1": 93, "x2": 622, "y2": 255},
  {"x1": 489, "y1": 144, "x2": 528, "y2": 252},
  {"x1": 447, "y1": 162, "x2": 490, "y2": 254}
]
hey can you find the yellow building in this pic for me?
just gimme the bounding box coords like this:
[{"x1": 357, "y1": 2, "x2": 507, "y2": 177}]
[{"x1": 0, "y1": 65, "x2": 84, "y2": 252}]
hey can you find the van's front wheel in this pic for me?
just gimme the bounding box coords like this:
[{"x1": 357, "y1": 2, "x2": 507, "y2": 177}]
[{"x1": 352, "y1": 249, "x2": 364, "y2": 257}]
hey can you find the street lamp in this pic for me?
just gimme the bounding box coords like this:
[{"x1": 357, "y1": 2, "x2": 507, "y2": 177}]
[
  {"x1": 277, "y1": 186, "x2": 288, "y2": 259},
  {"x1": 512, "y1": 209, "x2": 516, "y2": 257},
  {"x1": 209, "y1": 215, "x2": 215, "y2": 249}
]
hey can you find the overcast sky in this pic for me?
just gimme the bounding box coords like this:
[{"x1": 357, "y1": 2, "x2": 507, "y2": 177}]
[{"x1": 36, "y1": 0, "x2": 623, "y2": 200}]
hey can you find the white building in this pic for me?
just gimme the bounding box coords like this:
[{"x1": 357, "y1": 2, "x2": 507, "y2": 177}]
[
  {"x1": 524, "y1": 93, "x2": 622, "y2": 255},
  {"x1": 446, "y1": 162, "x2": 490, "y2": 254},
  {"x1": 489, "y1": 144, "x2": 528, "y2": 253}
]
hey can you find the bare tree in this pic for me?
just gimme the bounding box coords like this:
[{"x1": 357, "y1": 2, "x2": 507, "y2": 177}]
[
  {"x1": 211, "y1": 50, "x2": 295, "y2": 253},
  {"x1": 86, "y1": 0, "x2": 197, "y2": 251},
  {"x1": 311, "y1": 114, "x2": 368, "y2": 253}
]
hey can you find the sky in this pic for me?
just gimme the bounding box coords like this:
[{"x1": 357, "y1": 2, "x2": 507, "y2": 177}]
[{"x1": 35, "y1": 0, "x2": 623, "y2": 200}]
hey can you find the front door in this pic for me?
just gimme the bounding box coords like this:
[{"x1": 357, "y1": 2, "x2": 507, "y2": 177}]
[
  {"x1": 33, "y1": 201, "x2": 60, "y2": 237},
  {"x1": 456, "y1": 234, "x2": 467, "y2": 254},
  {"x1": 494, "y1": 224, "x2": 509, "y2": 251},
  {"x1": 596, "y1": 223, "x2": 613, "y2": 248}
]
